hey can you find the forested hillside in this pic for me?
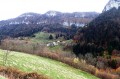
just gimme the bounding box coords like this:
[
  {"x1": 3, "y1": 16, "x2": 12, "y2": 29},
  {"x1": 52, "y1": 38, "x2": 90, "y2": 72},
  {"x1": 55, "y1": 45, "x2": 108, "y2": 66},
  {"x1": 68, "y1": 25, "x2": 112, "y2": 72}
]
[
  {"x1": 74, "y1": 7, "x2": 120, "y2": 56},
  {"x1": 72, "y1": 7, "x2": 120, "y2": 79}
]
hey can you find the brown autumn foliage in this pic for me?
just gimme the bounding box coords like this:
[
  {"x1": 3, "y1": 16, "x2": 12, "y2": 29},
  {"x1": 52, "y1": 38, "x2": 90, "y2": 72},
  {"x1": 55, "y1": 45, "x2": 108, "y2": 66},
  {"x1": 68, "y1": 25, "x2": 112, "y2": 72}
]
[
  {"x1": 95, "y1": 69, "x2": 120, "y2": 79},
  {"x1": 41, "y1": 47, "x2": 120, "y2": 79},
  {"x1": 0, "y1": 66, "x2": 49, "y2": 79},
  {"x1": 38, "y1": 51, "x2": 120, "y2": 79},
  {"x1": 116, "y1": 67, "x2": 120, "y2": 76}
]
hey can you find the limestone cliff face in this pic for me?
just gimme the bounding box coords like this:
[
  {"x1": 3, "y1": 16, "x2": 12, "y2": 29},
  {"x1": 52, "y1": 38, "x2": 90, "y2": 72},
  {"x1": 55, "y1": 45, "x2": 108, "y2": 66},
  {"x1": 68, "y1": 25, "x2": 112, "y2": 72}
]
[{"x1": 103, "y1": 0, "x2": 120, "y2": 12}]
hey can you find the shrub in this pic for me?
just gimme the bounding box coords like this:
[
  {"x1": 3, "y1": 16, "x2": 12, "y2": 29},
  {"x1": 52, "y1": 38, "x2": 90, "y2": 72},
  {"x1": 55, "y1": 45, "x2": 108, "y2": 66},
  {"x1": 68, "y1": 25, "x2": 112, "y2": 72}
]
[
  {"x1": 85, "y1": 53, "x2": 97, "y2": 66},
  {"x1": 95, "y1": 70, "x2": 120, "y2": 79},
  {"x1": 49, "y1": 35, "x2": 53, "y2": 40},
  {"x1": 108, "y1": 59, "x2": 117, "y2": 69},
  {"x1": 96, "y1": 61, "x2": 106, "y2": 69},
  {"x1": 0, "y1": 66, "x2": 49, "y2": 79}
]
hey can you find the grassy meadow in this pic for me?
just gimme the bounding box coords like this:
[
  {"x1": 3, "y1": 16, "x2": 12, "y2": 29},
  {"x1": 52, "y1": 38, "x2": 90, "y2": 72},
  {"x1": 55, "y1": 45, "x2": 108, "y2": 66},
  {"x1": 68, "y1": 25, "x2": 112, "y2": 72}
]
[{"x1": 0, "y1": 49, "x2": 99, "y2": 79}]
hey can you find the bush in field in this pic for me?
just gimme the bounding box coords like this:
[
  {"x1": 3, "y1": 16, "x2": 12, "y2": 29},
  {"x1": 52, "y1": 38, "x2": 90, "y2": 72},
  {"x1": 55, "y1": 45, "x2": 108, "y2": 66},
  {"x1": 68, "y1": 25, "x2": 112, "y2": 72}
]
[
  {"x1": 49, "y1": 35, "x2": 53, "y2": 40},
  {"x1": 108, "y1": 59, "x2": 117, "y2": 69},
  {"x1": 95, "y1": 70, "x2": 120, "y2": 79},
  {"x1": 85, "y1": 53, "x2": 97, "y2": 66},
  {"x1": 0, "y1": 66, "x2": 49, "y2": 79},
  {"x1": 78, "y1": 54, "x2": 84, "y2": 59},
  {"x1": 73, "y1": 44, "x2": 80, "y2": 56},
  {"x1": 96, "y1": 61, "x2": 106, "y2": 69}
]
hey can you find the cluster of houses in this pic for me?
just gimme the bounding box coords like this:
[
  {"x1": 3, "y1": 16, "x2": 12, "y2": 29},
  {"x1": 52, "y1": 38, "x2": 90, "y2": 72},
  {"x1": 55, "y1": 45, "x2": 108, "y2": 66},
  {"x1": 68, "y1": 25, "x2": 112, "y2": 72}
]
[{"x1": 46, "y1": 40, "x2": 66, "y2": 47}]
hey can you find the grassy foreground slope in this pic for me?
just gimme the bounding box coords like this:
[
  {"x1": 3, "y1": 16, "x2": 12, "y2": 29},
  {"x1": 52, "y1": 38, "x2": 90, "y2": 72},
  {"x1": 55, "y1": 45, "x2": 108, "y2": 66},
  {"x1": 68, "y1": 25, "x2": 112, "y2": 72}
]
[{"x1": 0, "y1": 49, "x2": 99, "y2": 79}]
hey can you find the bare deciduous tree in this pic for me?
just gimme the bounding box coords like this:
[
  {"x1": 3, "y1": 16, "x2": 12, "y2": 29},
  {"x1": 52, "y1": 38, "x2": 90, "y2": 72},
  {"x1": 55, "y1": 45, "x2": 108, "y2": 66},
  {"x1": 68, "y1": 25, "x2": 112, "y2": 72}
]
[{"x1": 2, "y1": 39, "x2": 11, "y2": 66}]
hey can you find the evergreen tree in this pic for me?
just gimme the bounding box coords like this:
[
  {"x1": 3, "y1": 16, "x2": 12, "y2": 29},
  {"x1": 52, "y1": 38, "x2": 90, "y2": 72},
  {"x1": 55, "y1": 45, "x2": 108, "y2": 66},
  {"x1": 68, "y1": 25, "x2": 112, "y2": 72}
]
[{"x1": 49, "y1": 34, "x2": 53, "y2": 40}]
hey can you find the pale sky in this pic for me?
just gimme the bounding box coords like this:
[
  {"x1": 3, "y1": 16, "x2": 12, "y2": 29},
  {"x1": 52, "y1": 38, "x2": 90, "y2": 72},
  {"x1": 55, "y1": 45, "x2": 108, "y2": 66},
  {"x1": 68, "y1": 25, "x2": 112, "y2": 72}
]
[{"x1": 0, "y1": 0, "x2": 109, "y2": 20}]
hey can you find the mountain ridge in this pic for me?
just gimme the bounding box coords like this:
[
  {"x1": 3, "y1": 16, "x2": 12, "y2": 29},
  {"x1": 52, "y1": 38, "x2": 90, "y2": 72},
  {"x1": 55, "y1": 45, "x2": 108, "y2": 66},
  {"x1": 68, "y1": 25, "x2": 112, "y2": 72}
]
[
  {"x1": 0, "y1": 11, "x2": 99, "y2": 39},
  {"x1": 0, "y1": 11, "x2": 99, "y2": 27}
]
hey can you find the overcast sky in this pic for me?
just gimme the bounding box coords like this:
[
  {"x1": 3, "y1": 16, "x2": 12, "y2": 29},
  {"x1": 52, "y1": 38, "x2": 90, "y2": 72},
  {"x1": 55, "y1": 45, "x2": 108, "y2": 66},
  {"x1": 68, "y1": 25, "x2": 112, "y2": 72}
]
[{"x1": 0, "y1": 0, "x2": 109, "y2": 20}]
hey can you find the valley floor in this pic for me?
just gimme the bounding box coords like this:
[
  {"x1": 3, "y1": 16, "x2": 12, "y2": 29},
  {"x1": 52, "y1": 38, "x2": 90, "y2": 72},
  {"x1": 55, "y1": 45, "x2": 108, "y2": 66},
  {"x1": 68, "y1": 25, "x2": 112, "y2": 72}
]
[{"x1": 0, "y1": 49, "x2": 99, "y2": 79}]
